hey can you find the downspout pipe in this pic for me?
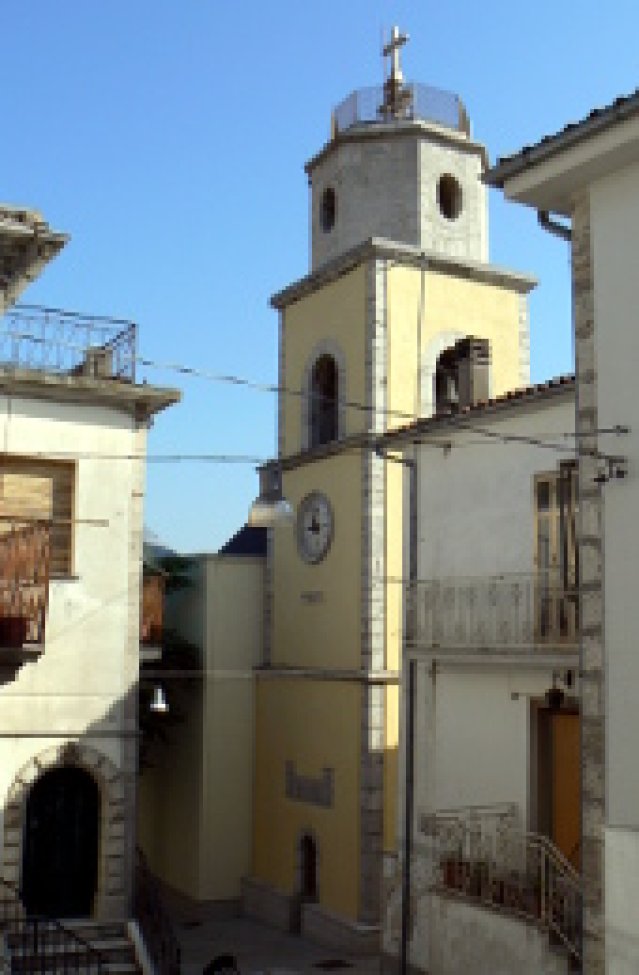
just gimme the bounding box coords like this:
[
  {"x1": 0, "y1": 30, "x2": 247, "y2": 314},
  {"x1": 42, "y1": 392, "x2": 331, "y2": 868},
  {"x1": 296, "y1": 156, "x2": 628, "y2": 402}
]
[{"x1": 538, "y1": 210, "x2": 572, "y2": 242}]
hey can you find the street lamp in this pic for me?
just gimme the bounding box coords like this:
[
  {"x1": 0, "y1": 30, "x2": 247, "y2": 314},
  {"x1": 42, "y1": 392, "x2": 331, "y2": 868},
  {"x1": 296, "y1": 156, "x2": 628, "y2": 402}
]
[{"x1": 248, "y1": 463, "x2": 294, "y2": 528}]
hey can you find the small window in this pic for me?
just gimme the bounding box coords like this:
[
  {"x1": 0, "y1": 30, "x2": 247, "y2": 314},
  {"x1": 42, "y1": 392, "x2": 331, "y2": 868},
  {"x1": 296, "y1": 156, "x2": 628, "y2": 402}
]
[
  {"x1": 437, "y1": 174, "x2": 463, "y2": 220},
  {"x1": 320, "y1": 187, "x2": 337, "y2": 233},
  {"x1": 0, "y1": 458, "x2": 74, "y2": 576},
  {"x1": 310, "y1": 354, "x2": 338, "y2": 447}
]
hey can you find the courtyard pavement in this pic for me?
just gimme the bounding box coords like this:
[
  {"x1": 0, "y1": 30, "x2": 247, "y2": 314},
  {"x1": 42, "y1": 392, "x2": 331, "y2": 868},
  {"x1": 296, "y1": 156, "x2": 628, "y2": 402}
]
[{"x1": 176, "y1": 913, "x2": 384, "y2": 975}]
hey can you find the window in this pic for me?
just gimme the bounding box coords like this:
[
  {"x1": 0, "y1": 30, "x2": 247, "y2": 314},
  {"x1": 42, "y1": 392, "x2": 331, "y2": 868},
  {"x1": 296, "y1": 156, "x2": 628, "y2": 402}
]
[
  {"x1": 310, "y1": 354, "x2": 338, "y2": 447},
  {"x1": 320, "y1": 187, "x2": 337, "y2": 232},
  {"x1": 0, "y1": 458, "x2": 75, "y2": 576},
  {"x1": 437, "y1": 174, "x2": 463, "y2": 220},
  {"x1": 535, "y1": 465, "x2": 578, "y2": 642}
]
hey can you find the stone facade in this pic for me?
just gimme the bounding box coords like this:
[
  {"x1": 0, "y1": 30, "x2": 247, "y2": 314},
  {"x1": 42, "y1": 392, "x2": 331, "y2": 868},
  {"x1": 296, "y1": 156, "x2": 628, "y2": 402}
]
[
  {"x1": 572, "y1": 191, "x2": 605, "y2": 973},
  {"x1": 309, "y1": 126, "x2": 487, "y2": 272},
  {"x1": 4, "y1": 743, "x2": 127, "y2": 918}
]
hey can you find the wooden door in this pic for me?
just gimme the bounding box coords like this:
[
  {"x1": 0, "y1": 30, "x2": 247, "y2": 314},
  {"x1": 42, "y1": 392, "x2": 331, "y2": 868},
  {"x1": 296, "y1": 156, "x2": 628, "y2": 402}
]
[{"x1": 551, "y1": 712, "x2": 581, "y2": 869}]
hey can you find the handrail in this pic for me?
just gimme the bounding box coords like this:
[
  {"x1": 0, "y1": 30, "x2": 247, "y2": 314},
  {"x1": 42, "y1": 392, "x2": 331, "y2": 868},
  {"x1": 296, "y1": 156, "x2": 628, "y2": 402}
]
[
  {"x1": 134, "y1": 848, "x2": 181, "y2": 975},
  {"x1": 425, "y1": 812, "x2": 582, "y2": 964},
  {"x1": 0, "y1": 875, "x2": 107, "y2": 973}
]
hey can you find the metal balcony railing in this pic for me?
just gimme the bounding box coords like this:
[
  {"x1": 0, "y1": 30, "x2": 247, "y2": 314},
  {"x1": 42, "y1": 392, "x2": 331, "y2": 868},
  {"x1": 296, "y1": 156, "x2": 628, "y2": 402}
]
[
  {"x1": 415, "y1": 805, "x2": 582, "y2": 965},
  {"x1": 333, "y1": 83, "x2": 470, "y2": 135},
  {"x1": 0, "y1": 519, "x2": 50, "y2": 647},
  {"x1": 0, "y1": 304, "x2": 137, "y2": 381},
  {"x1": 409, "y1": 572, "x2": 579, "y2": 653}
]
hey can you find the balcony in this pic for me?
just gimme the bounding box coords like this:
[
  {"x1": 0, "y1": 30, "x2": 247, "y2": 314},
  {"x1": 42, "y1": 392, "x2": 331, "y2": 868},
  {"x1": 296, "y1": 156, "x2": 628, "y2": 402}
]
[
  {"x1": 333, "y1": 83, "x2": 470, "y2": 136},
  {"x1": 140, "y1": 569, "x2": 165, "y2": 664},
  {"x1": 0, "y1": 304, "x2": 137, "y2": 382},
  {"x1": 0, "y1": 519, "x2": 50, "y2": 679},
  {"x1": 409, "y1": 572, "x2": 578, "y2": 658}
]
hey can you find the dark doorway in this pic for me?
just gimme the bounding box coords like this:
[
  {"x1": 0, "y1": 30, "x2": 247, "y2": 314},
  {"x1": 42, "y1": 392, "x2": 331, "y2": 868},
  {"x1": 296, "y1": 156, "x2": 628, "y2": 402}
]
[
  {"x1": 22, "y1": 766, "x2": 99, "y2": 918},
  {"x1": 310, "y1": 355, "x2": 338, "y2": 447},
  {"x1": 300, "y1": 833, "x2": 318, "y2": 902}
]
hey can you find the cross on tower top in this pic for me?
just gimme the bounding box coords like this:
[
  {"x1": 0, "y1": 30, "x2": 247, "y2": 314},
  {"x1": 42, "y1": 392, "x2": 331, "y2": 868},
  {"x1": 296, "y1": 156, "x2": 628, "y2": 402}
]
[
  {"x1": 383, "y1": 25, "x2": 409, "y2": 87},
  {"x1": 380, "y1": 25, "x2": 411, "y2": 120}
]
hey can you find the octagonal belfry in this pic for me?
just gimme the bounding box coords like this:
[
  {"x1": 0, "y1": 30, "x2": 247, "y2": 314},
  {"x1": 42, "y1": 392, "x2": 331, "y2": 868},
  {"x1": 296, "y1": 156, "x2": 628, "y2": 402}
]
[{"x1": 306, "y1": 31, "x2": 488, "y2": 271}]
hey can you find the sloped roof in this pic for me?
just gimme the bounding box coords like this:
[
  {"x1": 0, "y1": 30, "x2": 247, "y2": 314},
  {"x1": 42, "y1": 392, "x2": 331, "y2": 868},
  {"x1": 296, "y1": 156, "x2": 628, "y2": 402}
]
[
  {"x1": 218, "y1": 524, "x2": 267, "y2": 557},
  {"x1": 485, "y1": 89, "x2": 639, "y2": 187},
  {"x1": 378, "y1": 374, "x2": 575, "y2": 446}
]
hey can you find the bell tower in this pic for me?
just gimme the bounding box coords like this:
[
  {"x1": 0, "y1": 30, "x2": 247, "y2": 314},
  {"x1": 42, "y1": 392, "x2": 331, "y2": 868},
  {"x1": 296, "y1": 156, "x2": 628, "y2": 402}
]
[
  {"x1": 307, "y1": 27, "x2": 488, "y2": 271},
  {"x1": 247, "y1": 27, "x2": 534, "y2": 952}
]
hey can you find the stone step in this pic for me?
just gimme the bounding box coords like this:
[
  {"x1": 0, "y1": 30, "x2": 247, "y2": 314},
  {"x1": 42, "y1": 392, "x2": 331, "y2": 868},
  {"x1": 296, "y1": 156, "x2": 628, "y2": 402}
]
[{"x1": 7, "y1": 919, "x2": 140, "y2": 974}]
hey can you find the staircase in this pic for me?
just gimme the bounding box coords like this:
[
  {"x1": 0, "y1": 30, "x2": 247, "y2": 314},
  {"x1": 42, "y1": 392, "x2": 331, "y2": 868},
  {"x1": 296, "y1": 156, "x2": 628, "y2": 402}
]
[
  {"x1": 6, "y1": 919, "x2": 142, "y2": 975},
  {"x1": 421, "y1": 805, "x2": 583, "y2": 970}
]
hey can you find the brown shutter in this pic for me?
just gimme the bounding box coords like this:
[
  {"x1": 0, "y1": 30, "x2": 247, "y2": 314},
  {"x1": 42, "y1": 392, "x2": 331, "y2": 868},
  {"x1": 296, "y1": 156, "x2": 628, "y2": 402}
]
[{"x1": 0, "y1": 459, "x2": 74, "y2": 575}]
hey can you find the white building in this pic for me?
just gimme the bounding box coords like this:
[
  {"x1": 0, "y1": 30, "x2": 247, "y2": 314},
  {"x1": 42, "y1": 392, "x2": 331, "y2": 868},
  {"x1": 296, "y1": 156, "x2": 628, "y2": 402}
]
[
  {"x1": 138, "y1": 526, "x2": 265, "y2": 914},
  {"x1": 380, "y1": 376, "x2": 582, "y2": 974},
  {"x1": 0, "y1": 204, "x2": 179, "y2": 929},
  {"x1": 486, "y1": 88, "x2": 639, "y2": 975}
]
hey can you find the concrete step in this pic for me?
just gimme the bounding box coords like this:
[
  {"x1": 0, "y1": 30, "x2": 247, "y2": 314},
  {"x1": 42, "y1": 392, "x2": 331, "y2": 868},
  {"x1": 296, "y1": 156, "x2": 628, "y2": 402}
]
[{"x1": 7, "y1": 919, "x2": 140, "y2": 974}]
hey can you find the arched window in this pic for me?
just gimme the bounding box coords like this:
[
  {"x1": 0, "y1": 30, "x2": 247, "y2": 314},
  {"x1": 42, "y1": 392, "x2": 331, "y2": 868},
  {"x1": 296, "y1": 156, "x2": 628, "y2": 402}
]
[{"x1": 310, "y1": 354, "x2": 339, "y2": 447}]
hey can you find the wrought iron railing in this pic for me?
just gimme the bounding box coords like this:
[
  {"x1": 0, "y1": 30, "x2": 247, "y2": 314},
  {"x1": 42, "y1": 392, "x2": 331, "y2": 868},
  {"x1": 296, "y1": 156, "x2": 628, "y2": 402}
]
[
  {"x1": 0, "y1": 304, "x2": 137, "y2": 381},
  {"x1": 0, "y1": 876, "x2": 106, "y2": 974},
  {"x1": 0, "y1": 520, "x2": 50, "y2": 646},
  {"x1": 134, "y1": 848, "x2": 181, "y2": 975},
  {"x1": 408, "y1": 572, "x2": 579, "y2": 653},
  {"x1": 333, "y1": 83, "x2": 469, "y2": 135},
  {"x1": 414, "y1": 805, "x2": 582, "y2": 964}
]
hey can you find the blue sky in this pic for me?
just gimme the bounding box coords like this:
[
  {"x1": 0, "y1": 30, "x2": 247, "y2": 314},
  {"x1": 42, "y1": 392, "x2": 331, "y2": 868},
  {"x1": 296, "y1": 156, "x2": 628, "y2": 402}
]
[{"x1": 2, "y1": 2, "x2": 637, "y2": 552}]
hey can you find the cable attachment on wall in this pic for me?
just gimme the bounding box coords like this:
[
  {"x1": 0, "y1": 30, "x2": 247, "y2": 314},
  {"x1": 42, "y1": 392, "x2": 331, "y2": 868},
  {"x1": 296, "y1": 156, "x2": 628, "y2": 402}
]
[{"x1": 593, "y1": 455, "x2": 628, "y2": 484}]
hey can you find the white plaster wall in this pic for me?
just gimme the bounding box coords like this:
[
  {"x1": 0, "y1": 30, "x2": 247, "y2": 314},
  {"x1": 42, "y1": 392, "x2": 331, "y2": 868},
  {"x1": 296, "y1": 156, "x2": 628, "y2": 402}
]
[
  {"x1": 413, "y1": 665, "x2": 557, "y2": 820},
  {"x1": 605, "y1": 826, "x2": 639, "y2": 973},
  {"x1": 416, "y1": 396, "x2": 574, "y2": 580},
  {"x1": 590, "y1": 163, "x2": 639, "y2": 830},
  {"x1": 0, "y1": 393, "x2": 143, "y2": 854},
  {"x1": 412, "y1": 893, "x2": 569, "y2": 975}
]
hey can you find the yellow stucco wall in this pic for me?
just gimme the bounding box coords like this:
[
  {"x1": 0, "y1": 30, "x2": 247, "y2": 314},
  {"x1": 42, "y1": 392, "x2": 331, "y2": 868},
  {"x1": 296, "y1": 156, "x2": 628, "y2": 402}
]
[
  {"x1": 272, "y1": 452, "x2": 362, "y2": 671},
  {"x1": 253, "y1": 677, "x2": 361, "y2": 919},
  {"x1": 282, "y1": 264, "x2": 368, "y2": 454},
  {"x1": 387, "y1": 264, "x2": 524, "y2": 414},
  {"x1": 256, "y1": 254, "x2": 527, "y2": 912}
]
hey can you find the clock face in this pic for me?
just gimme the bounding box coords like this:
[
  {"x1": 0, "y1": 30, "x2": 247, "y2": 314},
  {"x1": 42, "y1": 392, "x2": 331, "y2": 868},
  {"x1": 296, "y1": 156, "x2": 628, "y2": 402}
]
[{"x1": 297, "y1": 492, "x2": 334, "y2": 564}]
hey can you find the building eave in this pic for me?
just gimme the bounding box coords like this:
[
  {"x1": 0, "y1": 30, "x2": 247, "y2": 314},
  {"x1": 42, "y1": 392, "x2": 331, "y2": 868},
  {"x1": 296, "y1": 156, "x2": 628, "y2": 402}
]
[
  {"x1": 485, "y1": 90, "x2": 639, "y2": 214},
  {"x1": 270, "y1": 237, "x2": 536, "y2": 310},
  {"x1": 305, "y1": 119, "x2": 488, "y2": 176},
  {"x1": 0, "y1": 366, "x2": 181, "y2": 421}
]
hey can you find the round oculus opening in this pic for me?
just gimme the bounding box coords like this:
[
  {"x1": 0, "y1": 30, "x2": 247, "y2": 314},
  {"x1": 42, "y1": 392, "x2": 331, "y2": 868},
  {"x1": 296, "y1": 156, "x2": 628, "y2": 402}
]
[
  {"x1": 320, "y1": 187, "x2": 337, "y2": 232},
  {"x1": 437, "y1": 174, "x2": 463, "y2": 221}
]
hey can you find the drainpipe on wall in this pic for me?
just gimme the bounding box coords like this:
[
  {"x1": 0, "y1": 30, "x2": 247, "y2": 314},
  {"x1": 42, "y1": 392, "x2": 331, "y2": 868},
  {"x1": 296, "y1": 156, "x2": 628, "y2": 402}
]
[
  {"x1": 537, "y1": 210, "x2": 572, "y2": 242},
  {"x1": 400, "y1": 452, "x2": 417, "y2": 975}
]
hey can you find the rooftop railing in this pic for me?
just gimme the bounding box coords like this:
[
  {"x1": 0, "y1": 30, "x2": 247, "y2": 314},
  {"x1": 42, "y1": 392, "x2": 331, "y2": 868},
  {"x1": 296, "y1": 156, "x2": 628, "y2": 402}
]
[
  {"x1": 333, "y1": 83, "x2": 470, "y2": 136},
  {"x1": 0, "y1": 304, "x2": 137, "y2": 381},
  {"x1": 408, "y1": 572, "x2": 579, "y2": 654}
]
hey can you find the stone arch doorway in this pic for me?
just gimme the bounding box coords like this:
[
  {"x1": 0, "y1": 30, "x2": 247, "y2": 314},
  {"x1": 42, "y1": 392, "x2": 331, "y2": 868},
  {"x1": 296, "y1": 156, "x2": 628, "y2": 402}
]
[
  {"x1": 22, "y1": 765, "x2": 99, "y2": 918},
  {"x1": 3, "y1": 743, "x2": 127, "y2": 919}
]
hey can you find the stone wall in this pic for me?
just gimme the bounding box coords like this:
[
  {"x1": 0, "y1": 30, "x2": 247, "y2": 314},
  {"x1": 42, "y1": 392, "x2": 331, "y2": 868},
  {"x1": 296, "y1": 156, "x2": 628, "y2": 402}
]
[{"x1": 572, "y1": 191, "x2": 605, "y2": 974}]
